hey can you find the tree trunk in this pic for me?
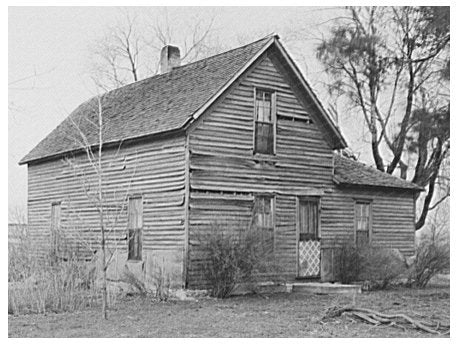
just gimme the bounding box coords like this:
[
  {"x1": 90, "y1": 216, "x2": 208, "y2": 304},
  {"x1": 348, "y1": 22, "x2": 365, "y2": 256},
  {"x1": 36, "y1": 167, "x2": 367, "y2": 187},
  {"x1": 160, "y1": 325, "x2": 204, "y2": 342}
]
[{"x1": 100, "y1": 216, "x2": 108, "y2": 320}]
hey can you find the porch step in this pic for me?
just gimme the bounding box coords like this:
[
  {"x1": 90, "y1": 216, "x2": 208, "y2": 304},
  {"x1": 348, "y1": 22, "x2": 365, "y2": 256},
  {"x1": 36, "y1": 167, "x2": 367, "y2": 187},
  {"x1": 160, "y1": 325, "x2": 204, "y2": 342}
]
[{"x1": 291, "y1": 282, "x2": 361, "y2": 295}]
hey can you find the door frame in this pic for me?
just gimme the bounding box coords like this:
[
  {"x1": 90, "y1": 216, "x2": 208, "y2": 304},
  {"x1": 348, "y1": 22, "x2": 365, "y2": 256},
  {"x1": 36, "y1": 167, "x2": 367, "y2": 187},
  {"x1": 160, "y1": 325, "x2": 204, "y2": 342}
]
[{"x1": 295, "y1": 196, "x2": 321, "y2": 278}]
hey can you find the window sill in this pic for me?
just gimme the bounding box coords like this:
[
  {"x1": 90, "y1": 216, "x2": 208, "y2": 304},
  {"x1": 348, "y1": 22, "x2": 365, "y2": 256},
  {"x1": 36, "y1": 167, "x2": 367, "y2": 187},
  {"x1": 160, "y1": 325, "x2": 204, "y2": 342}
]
[{"x1": 252, "y1": 153, "x2": 278, "y2": 163}]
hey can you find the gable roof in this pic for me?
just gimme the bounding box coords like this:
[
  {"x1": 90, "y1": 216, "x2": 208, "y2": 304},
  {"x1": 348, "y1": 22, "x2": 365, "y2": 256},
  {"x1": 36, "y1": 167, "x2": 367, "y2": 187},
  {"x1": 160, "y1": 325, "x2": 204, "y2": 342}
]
[
  {"x1": 333, "y1": 154, "x2": 423, "y2": 191},
  {"x1": 20, "y1": 35, "x2": 347, "y2": 165}
]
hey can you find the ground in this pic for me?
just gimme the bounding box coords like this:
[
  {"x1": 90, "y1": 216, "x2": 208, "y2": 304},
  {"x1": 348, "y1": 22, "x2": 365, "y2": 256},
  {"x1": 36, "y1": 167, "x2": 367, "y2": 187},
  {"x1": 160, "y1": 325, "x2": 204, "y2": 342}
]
[{"x1": 8, "y1": 280, "x2": 449, "y2": 338}]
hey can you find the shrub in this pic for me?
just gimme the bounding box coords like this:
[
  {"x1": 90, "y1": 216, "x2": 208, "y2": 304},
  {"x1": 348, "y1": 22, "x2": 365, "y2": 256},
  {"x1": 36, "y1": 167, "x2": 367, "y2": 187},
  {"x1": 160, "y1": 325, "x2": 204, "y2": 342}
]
[
  {"x1": 8, "y1": 229, "x2": 114, "y2": 315},
  {"x1": 359, "y1": 247, "x2": 407, "y2": 290},
  {"x1": 199, "y1": 223, "x2": 281, "y2": 298},
  {"x1": 151, "y1": 258, "x2": 171, "y2": 301},
  {"x1": 334, "y1": 239, "x2": 362, "y2": 284},
  {"x1": 408, "y1": 212, "x2": 450, "y2": 288},
  {"x1": 8, "y1": 255, "x2": 101, "y2": 315},
  {"x1": 333, "y1": 239, "x2": 406, "y2": 289},
  {"x1": 408, "y1": 239, "x2": 449, "y2": 288}
]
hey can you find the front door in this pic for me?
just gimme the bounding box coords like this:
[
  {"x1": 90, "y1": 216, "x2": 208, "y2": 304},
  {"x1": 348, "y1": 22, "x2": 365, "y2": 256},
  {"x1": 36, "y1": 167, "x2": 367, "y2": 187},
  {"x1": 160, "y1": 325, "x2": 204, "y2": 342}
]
[{"x1": 297, "y1": 197, "x2": 320, "y2": 278}]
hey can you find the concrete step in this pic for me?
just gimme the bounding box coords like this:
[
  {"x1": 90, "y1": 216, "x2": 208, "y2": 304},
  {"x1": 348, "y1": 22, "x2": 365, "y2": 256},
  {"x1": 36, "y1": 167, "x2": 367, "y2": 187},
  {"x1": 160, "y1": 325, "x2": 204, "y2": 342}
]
[{"x1": 291, "y1": 282, "x2": 361, "y2": 295}]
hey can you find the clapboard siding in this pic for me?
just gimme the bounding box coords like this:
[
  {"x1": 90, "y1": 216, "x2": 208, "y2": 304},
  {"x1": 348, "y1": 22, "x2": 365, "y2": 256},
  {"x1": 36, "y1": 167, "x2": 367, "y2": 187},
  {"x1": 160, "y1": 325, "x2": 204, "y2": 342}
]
[
  {"x1": 27, "y1": 135, "x2": 187, "y2": 259},
  {"x1": 187, "y1": 56, "x2": 334, "y2": 287},
  {"x1": 186, "y1": 55, "x2": 416, "y2": 288},
  {"x1": 321, "y1": 187, "x2": 416, "y2": 255}
]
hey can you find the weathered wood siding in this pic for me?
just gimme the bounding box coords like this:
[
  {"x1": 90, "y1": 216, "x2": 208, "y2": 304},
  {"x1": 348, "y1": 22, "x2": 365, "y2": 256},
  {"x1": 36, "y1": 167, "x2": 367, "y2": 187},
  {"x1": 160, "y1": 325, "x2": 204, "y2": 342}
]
[
  {"x1": 321, "y1": 187, "x2": 416, "y2": 253},
  {"x1": 187, "y1": 55, "x2": 335, "y2": 287},
  {"x1": 186, "y1": 54, "x2": 416, "y2": 288},
  {"x1": 27, "y1": 135, "x2": 187, "y2": 279},
  {"x1": 320, "y1": 187, "x2": 416, "y2": 281}
]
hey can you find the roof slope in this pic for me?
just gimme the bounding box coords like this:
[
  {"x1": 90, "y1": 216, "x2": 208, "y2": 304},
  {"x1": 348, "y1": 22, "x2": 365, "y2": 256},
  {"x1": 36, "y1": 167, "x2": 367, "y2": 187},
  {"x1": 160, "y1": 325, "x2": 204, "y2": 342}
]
[
  {"x1": 334, "y1": 154, "x2": 423, "y2": 191},
  {"x1": 20, "y1": 37, "x2": 272, "y2": 164}
]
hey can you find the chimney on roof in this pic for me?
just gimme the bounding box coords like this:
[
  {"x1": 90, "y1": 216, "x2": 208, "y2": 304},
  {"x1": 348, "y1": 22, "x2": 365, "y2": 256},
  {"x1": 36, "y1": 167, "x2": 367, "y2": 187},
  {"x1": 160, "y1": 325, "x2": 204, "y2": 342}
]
[{"x1": 160, "y1": 45, "x2": 181, "y2": 74}]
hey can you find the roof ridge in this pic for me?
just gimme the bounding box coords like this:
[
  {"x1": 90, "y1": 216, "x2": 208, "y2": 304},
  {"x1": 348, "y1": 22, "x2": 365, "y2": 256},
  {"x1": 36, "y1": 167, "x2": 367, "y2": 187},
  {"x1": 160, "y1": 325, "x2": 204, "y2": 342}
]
[{"x1": 171, "y1": 34, "x2": 275, "y2": 72}]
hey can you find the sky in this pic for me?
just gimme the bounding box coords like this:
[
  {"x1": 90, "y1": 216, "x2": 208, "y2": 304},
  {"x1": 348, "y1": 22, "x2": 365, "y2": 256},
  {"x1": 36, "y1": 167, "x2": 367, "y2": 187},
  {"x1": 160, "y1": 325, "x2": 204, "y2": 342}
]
[{"x1": 8, "y1": 6, "x2": 365, "y2": 219}]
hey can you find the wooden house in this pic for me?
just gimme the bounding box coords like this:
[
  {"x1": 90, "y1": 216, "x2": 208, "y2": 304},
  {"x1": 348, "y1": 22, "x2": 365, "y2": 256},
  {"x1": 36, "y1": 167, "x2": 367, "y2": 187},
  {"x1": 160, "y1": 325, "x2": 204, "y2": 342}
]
[{"x1": 19, "y1": 35, "x2": 422, "y2": 288}]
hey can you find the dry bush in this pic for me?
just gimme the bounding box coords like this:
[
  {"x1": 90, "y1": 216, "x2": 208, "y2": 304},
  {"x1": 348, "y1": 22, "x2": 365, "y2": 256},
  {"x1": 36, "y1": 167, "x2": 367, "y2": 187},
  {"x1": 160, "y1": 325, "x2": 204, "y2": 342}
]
[
  {"x1": 8, "y1": 255, "x2": 100, "y2": 315},
  {"x1": 122, "y1": 268, "x2": 147, "y2": 296},
  {"x1": 408, "y1": 211, "x2": 450, "y2": 288},
  {"x1": 8, "y1": 229, "x2": 116, "y2": 315},
  {"x1": 198, "y1": 222, "x2": 281, "y2": 298},
  {"x1": 8, "y1": 225, "x2": 34, "y2": 282},
  {"x1": 359, "y1": 246, "x2": 407, "y2": 290},
  {"x1": 151, "y1": 259, "x2": 171, "y2": 301},
  {"x1": 334, "y1": 239, "x2": 362, "y2": 284},
  {"x1": 334, "y1": 239, "x2": 406, "y2": 289}
]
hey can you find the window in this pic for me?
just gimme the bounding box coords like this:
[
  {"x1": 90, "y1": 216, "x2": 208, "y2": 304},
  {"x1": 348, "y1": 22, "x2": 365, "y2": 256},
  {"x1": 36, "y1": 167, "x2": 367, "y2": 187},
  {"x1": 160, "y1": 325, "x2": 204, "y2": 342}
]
[
  {"x1": 50, "y1": 202, "x2": 61, "y2": 255},
  {"x1": 298, "y1": 198, "x2": 319, "y2": 241},
  {"x1": 354, "y1": 201, "x2": 372, "y2": 246},
  {"x1": 127, "y1": 196, "x2": 143, "y2": 261},
  {"x1": 254, "y1": 89, "x2": 276, "y2": 155},
  {"x1": 254, "y1": 195, "x2": 274, "y2": 250}
]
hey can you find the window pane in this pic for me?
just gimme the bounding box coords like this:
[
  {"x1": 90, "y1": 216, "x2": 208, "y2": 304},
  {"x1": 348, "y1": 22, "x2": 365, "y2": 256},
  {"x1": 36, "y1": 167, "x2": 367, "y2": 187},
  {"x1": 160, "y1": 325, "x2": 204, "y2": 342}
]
[
  {"x1": 127, "y1": 197, "x2": 143, "y2": 260},
  {"x1": 356, "y1": 230, "x2": 369, "y2": 246},
  {"x1": 299, "y1": 200, "x2": 318, "y2": 240},
  {"x1": 255, "y1": 122, "x2": 273, "y2": 154},
  {"x1": 355, "y1": 202, "x2": 371, "y2": 245},
  {"x1": 254, "y1": 196, "x2": 273, "y2": 229},
  {"x1": 128, "y1": 197, "x2": 143, "y2": 229}
]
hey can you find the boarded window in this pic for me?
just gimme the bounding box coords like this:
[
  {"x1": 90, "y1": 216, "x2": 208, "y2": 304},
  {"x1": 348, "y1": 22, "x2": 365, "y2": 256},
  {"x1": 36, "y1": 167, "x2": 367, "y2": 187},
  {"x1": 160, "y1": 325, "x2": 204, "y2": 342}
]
[
  {"x1": 50, "y1": 202, "x2": 61, "y2": 255},
  {"x1": 254, "y1": 89, "x2": 276, "y2": 155},
  {"x1": 127, "y1": 196, "x2": 143, "y2": 261},
  {"x1": 254, "y1": 195, "x2": 274, "y2": 250},
  {"x1": 298, "y1": 198, "x2": 319, "y2": 241},
  {"x1": 355, "y1": 201, "x2": 371, "y2": 246}
]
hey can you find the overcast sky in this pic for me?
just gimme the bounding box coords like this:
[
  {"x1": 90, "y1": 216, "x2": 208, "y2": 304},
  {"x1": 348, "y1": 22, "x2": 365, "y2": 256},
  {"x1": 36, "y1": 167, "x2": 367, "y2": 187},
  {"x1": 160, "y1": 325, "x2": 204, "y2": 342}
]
[{"x1": 9, "y1": 6, "x2": 366, "y2": 219}]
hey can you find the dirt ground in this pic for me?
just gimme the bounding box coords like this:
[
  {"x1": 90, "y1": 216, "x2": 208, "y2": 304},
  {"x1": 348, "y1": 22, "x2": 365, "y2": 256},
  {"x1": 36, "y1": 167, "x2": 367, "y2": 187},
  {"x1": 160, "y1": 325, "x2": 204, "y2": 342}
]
[{"x1": 9, "y1": 283, "x2": 449, "y2": 338}]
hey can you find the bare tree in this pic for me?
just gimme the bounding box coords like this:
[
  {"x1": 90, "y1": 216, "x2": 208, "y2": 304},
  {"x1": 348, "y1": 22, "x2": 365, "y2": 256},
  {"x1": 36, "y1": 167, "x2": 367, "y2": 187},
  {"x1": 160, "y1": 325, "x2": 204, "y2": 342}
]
[
  {"x1": 64, "y1": 90, "x2": 137, "y2": 319},
  {"x1": 89, "y1": 9, "x2": 220, "y2": 91},
  {"x1": 316, "y1": 6, "x2": 450, "y2": 230}
]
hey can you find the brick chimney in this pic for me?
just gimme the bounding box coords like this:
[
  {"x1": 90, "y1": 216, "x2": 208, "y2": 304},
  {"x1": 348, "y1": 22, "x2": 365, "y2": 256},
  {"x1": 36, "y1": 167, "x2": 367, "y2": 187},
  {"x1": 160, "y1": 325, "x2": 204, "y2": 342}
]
[{"x1": 160, "y1": 45, "x2": 181, "y2": 74}]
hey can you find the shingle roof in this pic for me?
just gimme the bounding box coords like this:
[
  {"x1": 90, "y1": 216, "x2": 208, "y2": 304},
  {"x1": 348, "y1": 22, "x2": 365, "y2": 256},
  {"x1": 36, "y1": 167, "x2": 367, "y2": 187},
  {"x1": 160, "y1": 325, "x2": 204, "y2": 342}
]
[
  {"x1": 333, "y1": 154, "x2": 423, "y2": 191},
  {"x1": 20, "y1": 36, "x2": 273, "y2": 164}
]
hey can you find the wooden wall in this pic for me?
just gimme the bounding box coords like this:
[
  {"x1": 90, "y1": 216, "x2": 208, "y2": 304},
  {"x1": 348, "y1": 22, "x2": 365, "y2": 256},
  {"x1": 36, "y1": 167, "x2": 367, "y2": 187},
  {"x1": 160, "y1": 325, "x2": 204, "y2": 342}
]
[
  {"x1": 187, "y1": 55, "x2": 335, "y2": 288},
  {"x1": 27, "y1": 135, "x2": 187, "y2": 283},
  {"x1": 186, "y1": 54, "x2": 416, "y2": 288},
  {"x1": 320, "y1": 186, "x2": 416, "y2": 281},
  {"x1": 26, "y1": 53, "x2": 416, "y2": 290},
  {"x1": 321, "y1": 187, "x2": 416, "y2": 254}
]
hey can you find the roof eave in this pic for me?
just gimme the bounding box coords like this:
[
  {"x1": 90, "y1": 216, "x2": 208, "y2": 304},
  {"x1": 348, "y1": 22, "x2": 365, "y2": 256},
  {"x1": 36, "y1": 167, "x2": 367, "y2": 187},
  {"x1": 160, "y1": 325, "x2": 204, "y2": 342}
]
[
  {"x1": 19, "y1": 127, "x2": 186, "y2": 166},
  {"x1": 333, "y1": 178, "x2": 424, "y2": 192}
]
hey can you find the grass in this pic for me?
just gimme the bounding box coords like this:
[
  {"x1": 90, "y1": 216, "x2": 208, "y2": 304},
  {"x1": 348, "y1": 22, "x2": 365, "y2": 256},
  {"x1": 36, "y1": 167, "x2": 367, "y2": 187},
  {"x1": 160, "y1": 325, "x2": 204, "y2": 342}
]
[{"x1": 8, "y1": 283, "x2": 449, "y2": 338}]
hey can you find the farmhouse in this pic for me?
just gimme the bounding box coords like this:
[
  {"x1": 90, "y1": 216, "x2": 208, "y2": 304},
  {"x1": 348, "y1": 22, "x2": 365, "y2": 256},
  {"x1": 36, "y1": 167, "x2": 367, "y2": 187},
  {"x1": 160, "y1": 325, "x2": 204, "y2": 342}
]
[{"x1": 20, "y1": 35, "x2": 422, "y2": 288}]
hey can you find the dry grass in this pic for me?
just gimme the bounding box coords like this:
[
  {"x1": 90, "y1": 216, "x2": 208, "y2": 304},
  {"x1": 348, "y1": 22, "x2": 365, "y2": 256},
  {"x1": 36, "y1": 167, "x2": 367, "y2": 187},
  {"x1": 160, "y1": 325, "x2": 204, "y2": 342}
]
[
  {"x1": 8, "y1": 284, "x2": 449, "y2": 338},
  {"x1": 8, "y1": 230, "x2": 118, "y2": 315}
]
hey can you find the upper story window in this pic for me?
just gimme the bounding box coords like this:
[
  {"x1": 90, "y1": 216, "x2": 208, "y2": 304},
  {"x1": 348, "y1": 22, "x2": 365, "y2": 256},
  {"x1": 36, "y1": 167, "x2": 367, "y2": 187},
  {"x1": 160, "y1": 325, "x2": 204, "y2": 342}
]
[
  {"x1": 254, "y1": 89, "x2": 276, "y2": 155},
  {"x1": 127, "y1": 196, "x2": 143, "y2": 261},
  {"x1": 354, "y1": 201, "x2": 372, "y2": 246}
]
